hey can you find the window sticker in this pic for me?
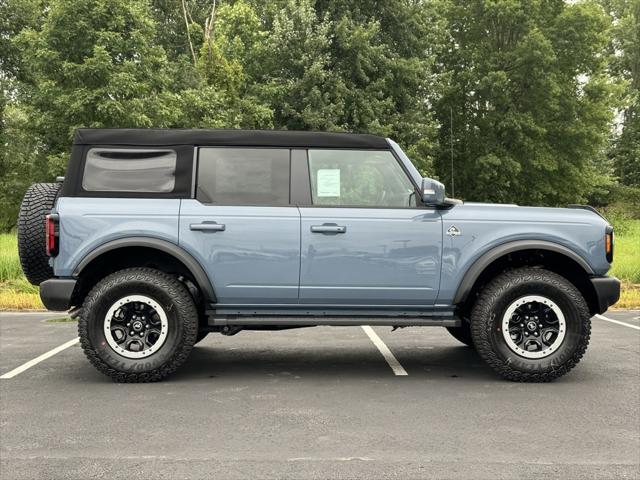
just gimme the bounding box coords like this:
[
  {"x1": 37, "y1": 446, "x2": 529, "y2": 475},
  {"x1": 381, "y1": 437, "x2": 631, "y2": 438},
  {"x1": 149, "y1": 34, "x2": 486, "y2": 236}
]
[{"x1": 317, "y1": 169, "x2": 341, "y2": 197}]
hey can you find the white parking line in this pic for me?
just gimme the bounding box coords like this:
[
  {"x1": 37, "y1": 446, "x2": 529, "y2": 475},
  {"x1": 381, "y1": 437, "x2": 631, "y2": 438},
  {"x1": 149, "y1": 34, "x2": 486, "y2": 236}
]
[
  {"x1": 595, "y1": 314, "x2": 640, "y2": 331},
  {"x1": 0, "y1": 338, "x2": 79, "y2": 379},
  {"x1": 361, "y1": 326, "x2": 408, "y2": 376}
]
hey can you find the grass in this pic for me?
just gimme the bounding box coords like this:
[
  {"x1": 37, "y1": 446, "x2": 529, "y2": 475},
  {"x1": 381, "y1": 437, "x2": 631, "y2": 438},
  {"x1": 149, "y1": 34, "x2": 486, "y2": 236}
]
[
  {"x1": 0, "y1": 233, "x2": 44, "y2": 311},
  {"x1": 609, "y1": 219, "x2": 640, "y2": 285},
  {"x1": 617, "y1": 283, "x2": 640, "y2": 310},
  {"x1": 608, "y1": 218, "x2": 640, "y2": 310},
  {"x1": 0, "y1": 282, "x2": 43, "y2": 310},
  {"x1": 0, "y1": 222, "x2": 638, "y2": 311},
  {"x1": 0, "y1": 233, "x2": 24, "y2": 282}
]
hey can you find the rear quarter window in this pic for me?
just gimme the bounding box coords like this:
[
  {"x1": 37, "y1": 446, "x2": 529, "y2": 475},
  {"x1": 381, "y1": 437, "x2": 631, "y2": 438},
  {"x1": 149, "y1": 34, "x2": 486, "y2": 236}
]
[{"x1": 82, "y1": 149, "x2": 177, "y2": 193}]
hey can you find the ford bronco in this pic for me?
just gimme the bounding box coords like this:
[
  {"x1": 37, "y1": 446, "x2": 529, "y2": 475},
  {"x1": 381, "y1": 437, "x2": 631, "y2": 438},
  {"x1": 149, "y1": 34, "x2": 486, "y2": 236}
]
[{"x1": 17, "y1": 129, "x2": 620, "y2": 382}]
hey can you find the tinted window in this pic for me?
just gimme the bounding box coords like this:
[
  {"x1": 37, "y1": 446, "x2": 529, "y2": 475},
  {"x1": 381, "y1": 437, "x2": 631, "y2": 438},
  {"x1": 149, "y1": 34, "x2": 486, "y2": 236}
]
[
  {"x1": 83, "y1": 149, "x2": 177, "y2": 192},
  {"x1": 197, "y1": 148, "x2": 290, "y2": 205},
  {"x1": 308, "y1": 150, "x2": 416, "y2": 207}
]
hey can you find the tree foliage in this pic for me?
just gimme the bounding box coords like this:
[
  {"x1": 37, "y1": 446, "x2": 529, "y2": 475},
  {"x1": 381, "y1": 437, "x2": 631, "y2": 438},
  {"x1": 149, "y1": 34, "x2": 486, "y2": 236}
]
[
  {"x1": 600, "y1": 0, "x2": 640, "y2": 188},
  {"x1": 433, "y1": 0, "x2": 617, "y2": 205},
  {"x1": 1, "y1": 0, "x2": 637, "y2": 230}
]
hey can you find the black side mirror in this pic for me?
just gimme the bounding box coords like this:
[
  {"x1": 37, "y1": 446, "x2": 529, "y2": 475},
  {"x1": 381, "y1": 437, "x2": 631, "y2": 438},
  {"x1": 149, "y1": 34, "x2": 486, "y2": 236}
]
[{"x1": 421, "y1": 178, "x2": 446, "y2": 206}]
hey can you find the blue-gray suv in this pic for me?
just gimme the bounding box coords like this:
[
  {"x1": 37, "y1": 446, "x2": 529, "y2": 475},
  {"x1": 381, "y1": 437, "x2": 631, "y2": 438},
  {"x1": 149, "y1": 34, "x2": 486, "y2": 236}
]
[{"x1": 17, "y1": 129, "x2": 620, "y2": 382}]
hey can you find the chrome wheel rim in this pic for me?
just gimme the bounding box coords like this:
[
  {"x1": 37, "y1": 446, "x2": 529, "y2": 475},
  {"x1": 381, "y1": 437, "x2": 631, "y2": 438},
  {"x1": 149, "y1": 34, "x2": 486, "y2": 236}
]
[
  {"x1": 501, "y1": 295, "x2": 566, "y2": 359},
  {"x1": 104, "y1": 295, "x2": 168, "y2": 359}
]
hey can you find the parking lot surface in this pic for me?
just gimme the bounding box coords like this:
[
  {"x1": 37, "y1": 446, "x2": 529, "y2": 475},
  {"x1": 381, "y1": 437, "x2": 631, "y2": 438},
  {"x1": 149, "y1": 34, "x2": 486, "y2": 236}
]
[{"x1": 1, "y1": 310, "x2": 639, "y2": 479}]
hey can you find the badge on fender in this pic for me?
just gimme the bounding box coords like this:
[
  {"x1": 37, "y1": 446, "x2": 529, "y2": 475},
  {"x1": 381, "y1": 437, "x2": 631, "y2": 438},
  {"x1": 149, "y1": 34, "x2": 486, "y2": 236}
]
[{"x1": 446, "y1": 225, "x2": 461, "y2": 237}]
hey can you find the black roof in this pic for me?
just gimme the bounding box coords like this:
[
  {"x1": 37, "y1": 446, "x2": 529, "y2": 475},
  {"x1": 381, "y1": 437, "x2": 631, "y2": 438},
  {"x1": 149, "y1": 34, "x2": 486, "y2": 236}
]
[{"x1": 73, "y1": 128, "x2": 389, "y2": 149}]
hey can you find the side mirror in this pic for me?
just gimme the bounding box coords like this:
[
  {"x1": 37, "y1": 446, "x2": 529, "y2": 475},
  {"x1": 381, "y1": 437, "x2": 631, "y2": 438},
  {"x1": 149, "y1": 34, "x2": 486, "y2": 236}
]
[{"x1": 421, "y1": 178, "x2": 445, "y2": 206}]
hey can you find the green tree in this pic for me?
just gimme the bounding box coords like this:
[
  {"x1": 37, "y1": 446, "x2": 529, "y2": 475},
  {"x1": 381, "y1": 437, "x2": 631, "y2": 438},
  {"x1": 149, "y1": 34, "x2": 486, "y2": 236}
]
[
  {"x1": 434, "y1": 0, "x2": 617, "y2": 205},
  {"x1": 13, "y1": 0, "x2": 180, "y2": 174},
  {"x1": 600, "y1": 0, "x2": 640, "y2": 188},
  {"x1": 250, "y1": 0, "x2": 442, "y2": 172},
  {"x1": 1, "y1": 0, "x2": 50, "y2": 229},
  {"x1": 1, "y1": 0, "x2": 633, "y2": 232},
  {"x1": 0, "y1": 104, "x2": 50, "y2": 230},
  {"x1": 174, "y1": 0, "x2": 273, "y2": 128}
]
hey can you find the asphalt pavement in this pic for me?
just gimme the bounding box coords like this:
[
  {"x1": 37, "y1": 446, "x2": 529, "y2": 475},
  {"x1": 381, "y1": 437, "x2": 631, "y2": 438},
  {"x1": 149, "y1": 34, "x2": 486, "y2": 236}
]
[{"x1": 0, "y1": 310, "x2": 638, "y2": 479}]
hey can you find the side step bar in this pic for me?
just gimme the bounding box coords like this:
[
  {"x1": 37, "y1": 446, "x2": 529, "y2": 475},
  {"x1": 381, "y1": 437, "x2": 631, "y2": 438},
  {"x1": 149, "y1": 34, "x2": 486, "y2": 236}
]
[
  {"x1": 207, "y1": 316, "x2": 459, "y2": 327},
  {"x1": 206, "y1": 304, "x2": 460, "y2": 327}
]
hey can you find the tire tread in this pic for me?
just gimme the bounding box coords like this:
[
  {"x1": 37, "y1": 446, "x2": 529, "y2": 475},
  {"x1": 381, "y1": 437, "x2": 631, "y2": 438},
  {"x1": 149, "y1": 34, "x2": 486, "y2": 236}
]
[
  {"x1": 17, "y1": 182, "x2": 61, "y2": 285},
  {"x1": 78, "y1": 267, "x2": 198, "y2": 383},
  {"x1": 470, "y1": 267, "x2": 591, "y2": 382}
]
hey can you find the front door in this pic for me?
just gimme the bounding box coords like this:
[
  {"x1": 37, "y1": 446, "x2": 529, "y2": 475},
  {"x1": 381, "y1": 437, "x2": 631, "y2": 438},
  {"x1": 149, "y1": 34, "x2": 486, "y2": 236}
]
[
  {"x1": 179, "y1": 147, "x2": 300, "y2": 305},
  {"x1": 299, "y1": 149, "x2": 442, "y2": 305}
]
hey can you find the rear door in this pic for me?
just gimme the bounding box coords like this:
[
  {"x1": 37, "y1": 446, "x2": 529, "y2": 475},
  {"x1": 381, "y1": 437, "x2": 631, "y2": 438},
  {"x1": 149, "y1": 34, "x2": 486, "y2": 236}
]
[
  {"x1": 298, "y1": 149, "x2": 442, "y2": 305},
  {"x1": 179, "y1": 147, "x2": 300, "y2": 305}
]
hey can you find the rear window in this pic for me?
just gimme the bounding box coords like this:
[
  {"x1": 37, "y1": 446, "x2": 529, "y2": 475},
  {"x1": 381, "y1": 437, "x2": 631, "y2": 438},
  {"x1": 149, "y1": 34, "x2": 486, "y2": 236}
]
[
  {"x1": 197, "y1": 148, "x2": 290, "y2": 205},
  {"x1": 82, "y1": 148, "x2": 177, "y2": 193}
]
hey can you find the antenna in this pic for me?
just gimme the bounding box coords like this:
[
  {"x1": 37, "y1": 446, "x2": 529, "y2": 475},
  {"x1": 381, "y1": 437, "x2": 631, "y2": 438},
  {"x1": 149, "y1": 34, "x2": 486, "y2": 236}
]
[{"x1": 450, "y1": 106, "x2": 455, "y2": 197}]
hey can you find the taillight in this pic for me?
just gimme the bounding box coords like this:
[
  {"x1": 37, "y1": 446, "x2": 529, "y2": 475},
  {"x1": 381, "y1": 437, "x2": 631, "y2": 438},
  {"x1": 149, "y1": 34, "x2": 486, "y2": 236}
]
[
  {"x1": 45, "y1": 214, "x2": 59, "y2": 256},
  {"x1": 605, "y1": 226, "x2": 614, "y2": 263}
]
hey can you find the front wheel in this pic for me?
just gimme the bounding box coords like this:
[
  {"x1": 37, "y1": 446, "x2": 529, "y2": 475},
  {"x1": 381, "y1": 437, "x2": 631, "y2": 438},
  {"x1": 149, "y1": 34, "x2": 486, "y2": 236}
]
[
  {"x1": 78, "y1": 268, "x2": 198, "y2": 382},
  {"x1": 471, "y1": 268, "x2": 591, "y2": 382}
]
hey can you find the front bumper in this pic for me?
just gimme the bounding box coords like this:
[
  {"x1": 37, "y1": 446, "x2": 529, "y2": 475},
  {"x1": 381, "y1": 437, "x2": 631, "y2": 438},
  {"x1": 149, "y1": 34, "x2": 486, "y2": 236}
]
[
  {"x1": 590, "y1": 276, "x2": 620, "y2": 314},
  {"x1": 39, "y1": 278, "x2": 77, "y2": 311}
]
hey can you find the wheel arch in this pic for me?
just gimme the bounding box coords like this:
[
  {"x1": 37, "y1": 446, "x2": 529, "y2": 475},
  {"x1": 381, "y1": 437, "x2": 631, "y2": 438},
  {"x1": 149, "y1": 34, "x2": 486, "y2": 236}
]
[
  {"x1": 72, "y1": 237, "x2": 216, "y2": 304},
  {"x1": 454, "y1": 240, "x2": 599, "y2": 314}
]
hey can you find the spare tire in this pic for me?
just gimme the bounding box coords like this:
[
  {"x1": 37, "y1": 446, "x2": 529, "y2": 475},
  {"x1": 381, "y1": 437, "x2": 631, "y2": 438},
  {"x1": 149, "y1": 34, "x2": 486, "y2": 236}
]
[{"x1": 17, "y1": 182, "x2": 62, "y2": 285}]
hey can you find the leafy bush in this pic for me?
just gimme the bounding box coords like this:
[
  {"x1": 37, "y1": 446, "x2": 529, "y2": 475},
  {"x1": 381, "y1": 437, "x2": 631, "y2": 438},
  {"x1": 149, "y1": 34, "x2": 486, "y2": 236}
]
[
  {"x1": 600, "y1": 207, "x2": 633, "y2": 236},
  {"x1": 597, "y1": 185, "x2": 640, "y2": 235}
]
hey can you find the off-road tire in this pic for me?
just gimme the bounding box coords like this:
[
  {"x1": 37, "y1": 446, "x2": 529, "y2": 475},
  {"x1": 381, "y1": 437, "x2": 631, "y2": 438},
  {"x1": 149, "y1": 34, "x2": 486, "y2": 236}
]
[
  {"x1": 471, "y1": 267, "x2": 590, "y2": 382},
  {"x1": 446, "y1": 322, "x2": 474, "y2": 347},
  {"x1": 17, "y1": 182, "x2": 62, "y2": 285},
  {"x1": 78, "y1": 268, "x2": 198, "y2": 382}
]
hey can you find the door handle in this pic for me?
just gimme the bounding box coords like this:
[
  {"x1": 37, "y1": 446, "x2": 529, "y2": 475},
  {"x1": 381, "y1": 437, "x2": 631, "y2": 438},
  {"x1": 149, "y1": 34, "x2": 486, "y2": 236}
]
[
  {"x1": 190, "y1": 222, "x2": 226, "y2": 232},
  {"x1": 310, "y1": 224, "x2": 347, "y2": 234}
]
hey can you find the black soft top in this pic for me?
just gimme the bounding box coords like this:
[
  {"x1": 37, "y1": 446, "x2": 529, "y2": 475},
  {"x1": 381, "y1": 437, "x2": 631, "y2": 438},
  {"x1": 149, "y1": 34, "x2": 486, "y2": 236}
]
[{"x1": 73, "y1": 128, "x2": 389, "y2": 149}]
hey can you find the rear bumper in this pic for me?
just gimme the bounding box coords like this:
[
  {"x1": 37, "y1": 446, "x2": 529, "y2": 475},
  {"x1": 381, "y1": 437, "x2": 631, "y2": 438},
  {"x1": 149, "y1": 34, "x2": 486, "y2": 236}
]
[
  {"x1": 590, "y1": 276, "x2": 620, "y2": 314},
  {"x1": 39, "y1": 278, "x2": 77, "y2": 311}
]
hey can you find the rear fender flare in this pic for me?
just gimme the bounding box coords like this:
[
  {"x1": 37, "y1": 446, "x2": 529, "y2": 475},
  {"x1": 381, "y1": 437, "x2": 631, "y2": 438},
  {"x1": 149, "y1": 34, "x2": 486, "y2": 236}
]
[{"x1": 72, "y1": 237, "x2": 216, "y2": 302}]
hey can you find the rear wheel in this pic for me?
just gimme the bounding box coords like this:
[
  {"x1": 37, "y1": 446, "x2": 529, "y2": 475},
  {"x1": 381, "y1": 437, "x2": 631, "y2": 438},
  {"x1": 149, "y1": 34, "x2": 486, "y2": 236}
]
[
  {"x1": 78, "y1": 268, "x2": 198, "y2": 382},
  {"x1": 471, "y1": 267, "x2": 590, "y2": 382}
]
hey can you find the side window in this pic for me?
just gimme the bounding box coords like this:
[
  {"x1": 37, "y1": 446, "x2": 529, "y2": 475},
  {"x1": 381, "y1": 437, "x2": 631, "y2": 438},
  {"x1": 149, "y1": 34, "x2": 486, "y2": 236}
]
[
  {"x1": 82, "y1": 148, "x2": 177, "y2": 193},
  {"x1": 308, "y1": 150, "x2": 416, "y2": 207},
  {"x1": 197, "y1": 148, "x2": 290, "y2": 205}
]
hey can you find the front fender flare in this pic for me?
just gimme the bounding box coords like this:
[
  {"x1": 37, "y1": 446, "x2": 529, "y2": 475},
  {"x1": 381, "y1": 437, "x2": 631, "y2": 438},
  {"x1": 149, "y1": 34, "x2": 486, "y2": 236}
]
[{"x1": 452, "y1": 240, "x2": 595, "y2": 305}]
